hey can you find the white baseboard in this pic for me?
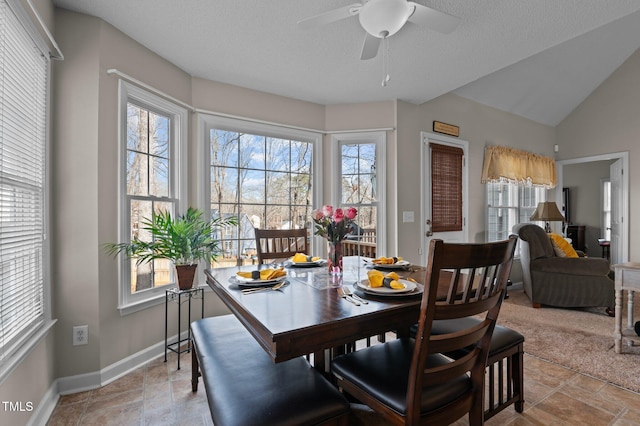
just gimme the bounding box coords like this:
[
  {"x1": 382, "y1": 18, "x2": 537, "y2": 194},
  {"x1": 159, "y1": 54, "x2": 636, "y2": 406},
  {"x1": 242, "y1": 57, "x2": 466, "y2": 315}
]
[
  {"x1": 27, "y1": 383, "x2": 59, "y2": 426},
  {"x1": 56, "y1": 330, "x2": 188, "y2": 395}
]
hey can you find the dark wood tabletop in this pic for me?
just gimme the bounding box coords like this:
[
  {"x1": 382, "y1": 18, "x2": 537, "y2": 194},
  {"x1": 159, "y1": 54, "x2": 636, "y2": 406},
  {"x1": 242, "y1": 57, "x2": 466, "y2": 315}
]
[{"x1": 205, "y1": 258, "x2": 432, "y2": 368}]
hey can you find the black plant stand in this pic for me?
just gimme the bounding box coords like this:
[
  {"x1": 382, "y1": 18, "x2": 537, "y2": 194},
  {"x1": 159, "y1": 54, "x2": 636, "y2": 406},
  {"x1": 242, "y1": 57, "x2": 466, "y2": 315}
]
[{"x1": 164, "y1": 287, "x2": 204, "y2": 370}]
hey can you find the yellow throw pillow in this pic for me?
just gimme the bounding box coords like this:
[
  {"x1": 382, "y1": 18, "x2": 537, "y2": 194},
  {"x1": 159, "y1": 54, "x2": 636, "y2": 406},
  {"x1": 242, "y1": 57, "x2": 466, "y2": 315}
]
[{"x1": 549, "y1": 233, "x2": 579, "y2": 258}]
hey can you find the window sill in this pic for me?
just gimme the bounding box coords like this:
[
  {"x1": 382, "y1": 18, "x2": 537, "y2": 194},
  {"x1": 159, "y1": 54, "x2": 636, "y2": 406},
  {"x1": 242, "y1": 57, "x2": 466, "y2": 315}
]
[
  {"x1": 118, "y1": 293, "x2": 166, "y2": 316},
  {"x1": 0, "y1": 319, "x2": 57, "y2": 384}
]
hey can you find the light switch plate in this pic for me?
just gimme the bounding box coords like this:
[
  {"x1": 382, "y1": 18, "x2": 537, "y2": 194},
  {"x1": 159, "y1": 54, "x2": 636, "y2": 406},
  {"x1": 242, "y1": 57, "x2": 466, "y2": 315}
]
[{"x1": 402, "y1": 211, "x2": 415, "y2": 223}]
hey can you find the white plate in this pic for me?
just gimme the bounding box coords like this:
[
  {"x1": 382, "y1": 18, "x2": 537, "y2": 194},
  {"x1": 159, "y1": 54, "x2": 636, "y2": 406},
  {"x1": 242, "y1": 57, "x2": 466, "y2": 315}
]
[
  {"x1": 234, "y1": 274, "x2": 287, "y2": 285},
  {"x1": 288, "y1": 258, "x2": 325, "y2": 267},
  {"x1": 372, "y1": 260, "x2": 411, "y2": 270},
  {"x1": 357, "y1": 278, "x2": 417, "y2": 294}
]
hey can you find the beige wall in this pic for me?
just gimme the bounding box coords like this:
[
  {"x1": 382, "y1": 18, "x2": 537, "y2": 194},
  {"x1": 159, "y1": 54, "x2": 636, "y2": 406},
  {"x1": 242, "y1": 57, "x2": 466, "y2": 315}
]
[
  {"x1": 0, "y1": 333, "x2": 56, "y2": 425},
  {"x1": 396, "y1": 94, "x2": 557, "y2": 263},
  {"x1": 192, "y1": 78, "x2": 326, "y2": 131},
  {"x1": 557, "y1": 47, "x2": 640, "y2": 260},
  {"x1": 52, "y1": 8, "x2": 103, "y2": 378}
]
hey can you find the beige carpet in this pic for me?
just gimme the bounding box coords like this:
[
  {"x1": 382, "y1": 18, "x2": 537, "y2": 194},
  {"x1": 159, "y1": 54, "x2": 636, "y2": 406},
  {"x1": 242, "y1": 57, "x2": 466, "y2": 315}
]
[{"x1": 498, "y1": 287, "x2": 640, "y2": 393}]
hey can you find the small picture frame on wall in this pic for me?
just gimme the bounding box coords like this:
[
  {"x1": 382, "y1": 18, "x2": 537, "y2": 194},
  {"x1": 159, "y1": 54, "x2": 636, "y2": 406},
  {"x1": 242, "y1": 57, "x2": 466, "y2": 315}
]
[{"x1": 433, "y1": 121, "x2": 459, "y2": 137}]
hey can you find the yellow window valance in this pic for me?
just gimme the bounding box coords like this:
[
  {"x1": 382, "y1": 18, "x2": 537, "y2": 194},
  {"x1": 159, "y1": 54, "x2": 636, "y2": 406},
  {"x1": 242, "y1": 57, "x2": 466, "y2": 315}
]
[{"x1": 481, "y1": 145, "x2": 557, "y2": 188}]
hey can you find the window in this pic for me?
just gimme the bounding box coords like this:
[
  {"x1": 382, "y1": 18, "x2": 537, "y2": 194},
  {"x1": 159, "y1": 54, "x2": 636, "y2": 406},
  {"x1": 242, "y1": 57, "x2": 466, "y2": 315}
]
[
  {"x1": 487, "y1": 182, "x2": 546, "y2": 242},
  {"x1": 0, "y1": 0, "x2": 51, "y2": 376},
  {"x1": 203, "y1": 115, "x2": 320, "y2": 266},
  {"x1": 335, "y1": 132, "x2": 386, "y2": 253},
  {"x1": 117, "y1": 82, "x2": 187, "y2": 312}
]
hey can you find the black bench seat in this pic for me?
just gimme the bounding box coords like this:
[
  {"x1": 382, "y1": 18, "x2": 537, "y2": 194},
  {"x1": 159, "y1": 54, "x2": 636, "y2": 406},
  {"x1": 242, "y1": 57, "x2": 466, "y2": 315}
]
[{"x1": 190, "y1": 315, "x2": 350, "y2": 426}]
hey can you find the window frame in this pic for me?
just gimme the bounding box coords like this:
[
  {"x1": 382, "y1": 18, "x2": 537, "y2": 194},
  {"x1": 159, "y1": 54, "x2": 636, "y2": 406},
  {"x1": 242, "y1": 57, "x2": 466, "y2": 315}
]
[
  {"x1": 197, "y1": 114, "x2": 322, "y2": 262},
  {"x1": 0, "y1": 0, "x2": 55, "y2": 382},
  {"x1": 116, "y1": 81, "x2": 188, "y2": 315},
  {"x1": 486, "y1": 181, "x2": 547, "y2": 249},
  {"x1": 331, "y1": 132, "x2": 386, "y2": 255}
]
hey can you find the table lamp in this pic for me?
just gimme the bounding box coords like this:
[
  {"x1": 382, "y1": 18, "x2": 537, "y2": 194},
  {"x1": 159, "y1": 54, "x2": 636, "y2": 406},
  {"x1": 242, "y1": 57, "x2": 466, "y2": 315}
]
[{"x1": 530, "y1": 201, "x2": 565, "y2": 233}]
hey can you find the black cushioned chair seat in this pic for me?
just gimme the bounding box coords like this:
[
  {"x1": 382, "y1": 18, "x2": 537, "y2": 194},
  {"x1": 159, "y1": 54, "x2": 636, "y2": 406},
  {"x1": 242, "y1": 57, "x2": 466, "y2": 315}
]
[
  {"x1": 191, "y1": 315, "x2": 350, "y2": 426},
  {"x1": 331, "y1": 337, "x2": 471, "y2": 415}
]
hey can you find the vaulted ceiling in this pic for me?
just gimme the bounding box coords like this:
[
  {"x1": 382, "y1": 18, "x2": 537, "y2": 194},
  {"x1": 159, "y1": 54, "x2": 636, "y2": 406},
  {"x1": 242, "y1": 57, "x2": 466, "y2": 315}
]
[{"x1": 53, "y1": 0, "x2": 640, "y2": 126}]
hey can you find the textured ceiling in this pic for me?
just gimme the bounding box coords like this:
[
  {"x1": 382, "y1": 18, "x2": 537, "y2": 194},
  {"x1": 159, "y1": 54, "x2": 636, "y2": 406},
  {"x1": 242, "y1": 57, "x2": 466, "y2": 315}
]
[{"x1": 53, "y1": 0, "x2": 640, "y2": 126}]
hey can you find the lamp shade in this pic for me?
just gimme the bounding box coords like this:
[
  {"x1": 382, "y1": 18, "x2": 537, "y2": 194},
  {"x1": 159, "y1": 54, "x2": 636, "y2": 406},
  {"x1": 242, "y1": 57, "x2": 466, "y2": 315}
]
[{"x1": 530, "y1": 201, "x2": 565, "y2": 222}]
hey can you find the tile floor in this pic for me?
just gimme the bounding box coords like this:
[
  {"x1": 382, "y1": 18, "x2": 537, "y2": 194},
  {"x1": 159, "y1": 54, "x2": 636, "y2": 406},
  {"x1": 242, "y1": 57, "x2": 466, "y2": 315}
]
[{"x1": 47, "y1": 343, "x2": 640, "y2": 426}]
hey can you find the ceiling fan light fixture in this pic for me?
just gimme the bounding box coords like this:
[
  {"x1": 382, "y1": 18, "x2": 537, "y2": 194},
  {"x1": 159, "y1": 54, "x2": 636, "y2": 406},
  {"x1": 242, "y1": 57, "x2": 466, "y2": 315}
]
[{"x1": 358, "y1": 0, "x2": 413, "y2": 38}]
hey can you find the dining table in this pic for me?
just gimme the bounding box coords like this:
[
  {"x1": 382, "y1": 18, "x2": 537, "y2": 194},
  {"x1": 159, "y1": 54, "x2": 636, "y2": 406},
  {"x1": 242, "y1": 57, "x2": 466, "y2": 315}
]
[{"x1": 205, "y1": 256, "x2": 448, "y2": 373}]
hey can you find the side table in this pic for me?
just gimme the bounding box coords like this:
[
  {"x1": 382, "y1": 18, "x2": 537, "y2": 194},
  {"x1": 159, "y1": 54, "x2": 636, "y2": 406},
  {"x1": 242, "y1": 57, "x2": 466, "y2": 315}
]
[
  {"x1": 598, "y1": 240, "x2": 610, "y2": 261},
  {"x1": 165, "y1": 287, "x2": 204, "y2": 369},
  {"x1": 613, "y1": 262, "x2": 640, "y2": 353}
]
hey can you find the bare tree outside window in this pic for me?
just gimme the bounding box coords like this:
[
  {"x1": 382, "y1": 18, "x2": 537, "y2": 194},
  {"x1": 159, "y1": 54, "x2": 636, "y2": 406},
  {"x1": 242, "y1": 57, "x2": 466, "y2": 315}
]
[
  {"x1": 341, "y1": 143, "x2": 378, "y2": 235},
  {"x1": 210, "y1": 129, "x2": 313, "y2": 267},
  {"x1": 126, "y1": 102, "x2": 174, "y2": 292}
]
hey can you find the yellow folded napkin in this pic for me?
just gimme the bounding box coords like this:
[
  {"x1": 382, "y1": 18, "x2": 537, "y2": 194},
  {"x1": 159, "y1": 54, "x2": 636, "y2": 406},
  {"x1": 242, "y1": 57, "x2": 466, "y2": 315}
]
[
  {"x1": 366, "y1": 270, "x2": 405, "y2": 290},
  {"x1": 372, "y1": 256, "x2": 403, "y2": 265},
  {"x1": 292, "y1": 253, "x2": 321, "y2": 263},
  {"x1": 237, "y1": 268, "x2": 286, "y2": 280}
]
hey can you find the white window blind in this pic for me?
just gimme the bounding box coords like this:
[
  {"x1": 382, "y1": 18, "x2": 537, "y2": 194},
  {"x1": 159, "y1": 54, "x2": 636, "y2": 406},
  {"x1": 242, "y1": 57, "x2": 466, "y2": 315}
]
[{"x1": 0, "y1": 0, "x2": 48, "y2": 363}]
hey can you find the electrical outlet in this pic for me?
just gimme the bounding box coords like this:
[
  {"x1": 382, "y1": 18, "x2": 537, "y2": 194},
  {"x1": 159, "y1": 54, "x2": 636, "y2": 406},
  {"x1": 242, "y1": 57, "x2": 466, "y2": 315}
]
[{"x1": 73, "y1": 325, "x2": 89, "y2": 346}]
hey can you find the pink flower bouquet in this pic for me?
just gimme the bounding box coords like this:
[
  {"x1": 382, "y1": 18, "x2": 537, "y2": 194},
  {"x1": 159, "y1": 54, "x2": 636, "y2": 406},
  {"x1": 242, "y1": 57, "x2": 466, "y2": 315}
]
[{"x1": 311, "y1": 205, "x2": 358, "y2": 244}]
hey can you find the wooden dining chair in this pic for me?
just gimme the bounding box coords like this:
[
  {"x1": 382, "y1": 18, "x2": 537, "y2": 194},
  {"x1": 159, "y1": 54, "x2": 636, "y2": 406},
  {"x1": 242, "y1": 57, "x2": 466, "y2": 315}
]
[
  {"x1": 331, "y1": 236, "x2": 517, "y2": 426},
  {"x1": 254, "y1": 228, "x2": 309, "y2": 264}
]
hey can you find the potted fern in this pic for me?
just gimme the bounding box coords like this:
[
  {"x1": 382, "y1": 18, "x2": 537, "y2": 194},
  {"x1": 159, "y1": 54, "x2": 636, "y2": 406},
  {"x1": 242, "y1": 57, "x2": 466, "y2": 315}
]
[{"x1": 105, "y1": 207, "x2": 237, "y2": 290}]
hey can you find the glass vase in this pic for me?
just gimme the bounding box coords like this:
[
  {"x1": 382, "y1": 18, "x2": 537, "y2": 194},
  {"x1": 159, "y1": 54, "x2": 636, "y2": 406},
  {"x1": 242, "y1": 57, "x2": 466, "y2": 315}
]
[{"x1": 328, "y1": 241, "x2": 344, "y2": 276}]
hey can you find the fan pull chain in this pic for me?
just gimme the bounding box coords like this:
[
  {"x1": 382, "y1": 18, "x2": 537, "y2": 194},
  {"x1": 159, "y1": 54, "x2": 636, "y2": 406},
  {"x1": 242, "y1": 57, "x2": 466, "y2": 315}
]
[{"x1": 381, "y1": 35, "x2": 391, "y2": 87}]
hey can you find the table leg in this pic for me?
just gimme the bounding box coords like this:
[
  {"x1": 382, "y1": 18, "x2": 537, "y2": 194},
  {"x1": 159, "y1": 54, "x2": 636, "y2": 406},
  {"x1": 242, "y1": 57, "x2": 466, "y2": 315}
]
[
  {"x1": 164, "y1": 291, "x2": 168, "y2": 362},
  {"x1": 201, "y1": 288, "x2": 204, "y2": 319},
  {"x1": 177, "y1": 292, "x2": 182, "y2": 370},
  {"x1": 187, "y1": 291, "x2": 193, "y2": 355},
  {"x1": 313, "y1": 350, "x2": 326, "y2": 375},
  {"x1": 615, "y1": 289, "x2": 622, "y2": 353},
  {"x1": 628, "y1": 290, "x2": 635, "y2": 330}
]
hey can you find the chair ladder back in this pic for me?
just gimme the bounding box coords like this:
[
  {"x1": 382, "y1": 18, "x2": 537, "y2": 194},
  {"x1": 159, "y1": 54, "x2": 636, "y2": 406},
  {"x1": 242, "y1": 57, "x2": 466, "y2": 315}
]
[
  {"x1": 422, "y1": 349, "x2": 479, "y2": 386},
  {"x1": 427, "y1": 318, "x2": 489, "y2": 354},
  {"x1": 254, "y1": 228, "x2": 308, "y2": 264},
  {"x1": 445, "y1": 269, "x2": 463, "y2": 304},
  {"x1": 460, "y1": 267, "x2": 478, "y2": 303}
]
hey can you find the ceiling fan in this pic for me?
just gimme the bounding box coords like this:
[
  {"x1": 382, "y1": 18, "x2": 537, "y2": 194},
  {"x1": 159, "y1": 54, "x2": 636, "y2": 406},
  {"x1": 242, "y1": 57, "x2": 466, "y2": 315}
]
[{"x1": 298, "y1": 0, "x2": 461, "y2": 60}]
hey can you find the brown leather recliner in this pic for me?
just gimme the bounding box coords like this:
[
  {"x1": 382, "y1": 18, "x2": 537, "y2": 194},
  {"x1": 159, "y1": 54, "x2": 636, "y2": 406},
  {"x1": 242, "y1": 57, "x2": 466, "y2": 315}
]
[{"x1": 513, "y1": 223, "x2": 614, "y2": 310}]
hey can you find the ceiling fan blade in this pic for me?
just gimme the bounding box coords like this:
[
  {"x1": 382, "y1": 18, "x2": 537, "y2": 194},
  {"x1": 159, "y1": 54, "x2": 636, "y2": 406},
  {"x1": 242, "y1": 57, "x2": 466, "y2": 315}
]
[
  {"x1": 297, "y1": 3, "x2": 362, "y2": 30},
  {"x1": 407, "y1": 2, "x2": 461, "y2": 34},
  {"x1": 360, "y1": 32, "x2": 381, "y2": 60}
]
